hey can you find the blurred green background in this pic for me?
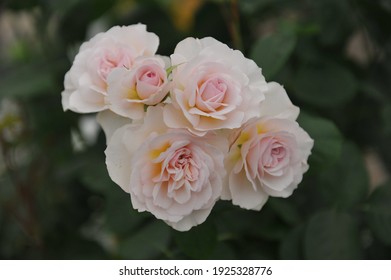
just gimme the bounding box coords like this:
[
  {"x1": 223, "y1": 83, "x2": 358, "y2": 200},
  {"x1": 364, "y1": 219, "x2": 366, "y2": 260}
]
[{"x1": 1, "y1": 0, "x2": 391, "y2": 259}]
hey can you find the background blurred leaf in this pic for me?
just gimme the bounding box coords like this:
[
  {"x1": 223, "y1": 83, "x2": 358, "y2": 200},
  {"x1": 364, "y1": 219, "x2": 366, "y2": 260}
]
[
  {"x1": 48, "y1": 235, "x2": 108, "y2": 259},
  {"x1": 216, "y1": 204, "x2": 287, "y2": 242},
  {"x1": 250, "y1": 29, "x2": 297, "y2": 80},
  {"x1": 297, "y1": 112, "x2": 343, "y2": 168},
  {"x1": 279, "y1": 225, "x2": 305, "y2": 260},
  {"x1": 304, "y1": 210, "x2": 364, "y2": 259},
  {"x1": 0, "y1": 62, "x2": 57, "y2": 99},
  {"x1": 381, "y1": 103, "x2": 391, "y2": 136},
  {"x1": 239, "y1": 0, "x2": 276, "y2": 15},
  {"x1": 310, "y1": 0, "x2": 354, "y2": 47},
  {"x1": 268, "y1": 198, "x2": 301, "y2": 226},
  {"x1": 4, "y1": 0, "x2": 39, "y2": 10},
  {"x1": 80, "y1": 155, "x2": 116, "y2": 195},
  {"x1": 104, "y1": 187, "x2": 149, "y2": 236},
  {"x1": 292, "y1": 62, "x2": 357, "y2": 107},
  {"x1": 364, "y1": 182, "x2": 391, "y2": 246},
  {"x1": 117, "y1": 220, "x2": 170, "y2": 259},
  {"x1": 209, "y1": 242, "x2": 236, "y2": 260},
  {"x1": 174, "y1": 219, "x2": 217, "y2": 259},
  {"x1": 316, "y1": 142, "x2": 369, "y2": 209}
]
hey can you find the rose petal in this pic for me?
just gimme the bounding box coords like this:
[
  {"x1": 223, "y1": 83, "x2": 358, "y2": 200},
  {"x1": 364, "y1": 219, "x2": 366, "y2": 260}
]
[
  {"x1": 105, "y1": 125, "x2": 134, "y2": 193},
  {"x1": 166, "y1": 207, "x2": 213, "y2": 231},
  {"x1": 96, "y1": 110, "x2": 131, "y2": 143},
  {"x1": 229, "y1": 170, "x2": 269, "y2": 210},
  {"x1": 259, "y1": 82, "x2": 300, "y2": 120}
]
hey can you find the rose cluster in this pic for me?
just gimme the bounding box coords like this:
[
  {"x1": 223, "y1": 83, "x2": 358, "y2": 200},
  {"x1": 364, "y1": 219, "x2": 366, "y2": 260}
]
[{"x1": 62, "y1": 24, "x2": 314, "y2": 231}]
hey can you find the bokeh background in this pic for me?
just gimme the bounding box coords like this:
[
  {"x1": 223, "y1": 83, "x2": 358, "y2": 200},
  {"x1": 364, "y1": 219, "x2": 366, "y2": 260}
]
[{"x1": 1, "y1": 0, "x2": 391, "y2": 259}]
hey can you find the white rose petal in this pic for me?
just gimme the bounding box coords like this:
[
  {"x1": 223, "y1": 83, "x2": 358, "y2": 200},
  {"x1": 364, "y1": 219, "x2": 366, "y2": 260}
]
[
  {"x1": 224, "y1": 117, "x2": 314, "y2": 210},
  {"x1": 62, "y1": 24, "x2": 159, "y2": 113},
  {"x1": 259, "y1": 82, "x2": 300, "y2": 120}
]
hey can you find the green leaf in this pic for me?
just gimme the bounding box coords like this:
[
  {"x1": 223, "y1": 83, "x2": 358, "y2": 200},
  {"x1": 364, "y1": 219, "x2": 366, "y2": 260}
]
[
  {"x1": 304, "y1": 210, "x2": 363, "y2": 259},
  {"x1": 0, "y1": 174, "x2": 16, "y2": 204},
  {"x1": 0, "y1": 215, "x2": 27, "y2": 258},
  {"x1": 220, "y1": 205, "x2": 288, "y2": 242},
  {"x1": 310, "y1": 0, "x2": 354, "y2": 47},
  {"x1": 382, "y1": 104, "x2": 391, "y2": 135},
  {"x1": 216, "y1": 206, "x2": 258, "y2": 235},
  {"x1": 239, "y1": 0, "x2": 276, "y2": 14},
  {"x1": 174, "y1": 220, "x2": 217, "y2": 259},
  {"x1": 279, "y1": 225, "x2": 305, "y2": 260},
  {"x1": 251, "y1": 209, "x2": 289, "y2": 241},
  {"x1": 4, "y1": 0, "x2": 38, "y2": 10},
  {"x1": 317, "y1": 142, "x2": 369, "y2": 209},
  {"x1": 209, "y1": 242, "x2": 236, "y2": 260},
  {"x1": 268, "y1": 198, "x2": 301, "y2": 225},
  {"x1": 292, "y1": 62, "x2": 357, "y2": 107},
  {"x1": 80, "y1": 157, "x2": 116, "y2": 194},
  {"x1": 0, "y1": 62, "x2": 56, "y2": 99},
  {"x1": 365, "y1": 182, "x2": 391, "y2": 246},
  {"x1": 45, "y1": 0, "x2": 82, "y2": 16},
  {"x1": 297, "y1": 112, "x2": 343, "y2": 168},
  {"x1": 51, "y1": 235, "x2": 108, "y2": 260},
  {"x1": 250, "y1": 29, "x2": 297, "y2": 80},
  {"x1": 104, "y1": 187, "x2": 149, "y2": 236},
  {"x1": 118, "y1": 220, "x2": 171, "y2": 259}
]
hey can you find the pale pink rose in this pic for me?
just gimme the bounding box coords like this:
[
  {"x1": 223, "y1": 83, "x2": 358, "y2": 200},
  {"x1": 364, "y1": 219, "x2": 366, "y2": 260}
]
[
  {"x1": 107, "y1": 56, "x2": 170, "y2": 119},
  {"x1": 163, "y1": 37, "x2": 267, "y2": 136},
  {"x1": 222, "y1": 117, "x2": 313, "y2": 211},
  {"x1": 61, "y1": 24, "x2": 159, "y2": 113},
  {"x1": 105, "y1": 106, "x2": 227, "y2": 231}
]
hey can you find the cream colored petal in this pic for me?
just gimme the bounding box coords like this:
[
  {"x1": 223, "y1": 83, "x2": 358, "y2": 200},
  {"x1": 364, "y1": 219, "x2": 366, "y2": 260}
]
[
  {"x1": 229, "y1": 170, "x2": 269, "y2": 210},
  {"x1": 68, "y1": 86, "x2": 107, "y2": 113},
  {"x1": 96, "y1": 110, "x2": 131, "y2": 144},
  {"x1": 163, "y1": 103, "x2": 192, "y2": 129},
  {"x1": 104, "y1": 124, "x2": 133, "y2": 193},
  {"x1": 166, "y1": 207, "x2": 213, "y2": 232},
  {"x1": 260, "y1": 82, "x2": 299, "y2": 120}
]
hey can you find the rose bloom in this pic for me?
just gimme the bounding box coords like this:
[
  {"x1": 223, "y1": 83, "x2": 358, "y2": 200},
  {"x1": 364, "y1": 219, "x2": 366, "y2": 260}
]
[
  {"x1": 105, "y1": 106, "x2": 227, "y2": 231},
  {"x1": 163, "y1": 37, "x2": 267, "y2": 136},
  {"x1": 107, "y1": 56, "x2": 170, "y2": 120},
  {"x1": 62, "y1": 24, "x2": 159, "y2": 113},
  {"x1": 222, "y1": 116, "x2": 313, "y2": 211}
]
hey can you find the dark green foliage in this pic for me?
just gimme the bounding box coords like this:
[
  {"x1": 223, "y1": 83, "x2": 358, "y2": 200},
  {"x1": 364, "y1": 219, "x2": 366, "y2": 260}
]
[
  {"x1": 174, "y1": 220, "x2": 217, "y2": 259},
  {"x1": 250, "y1": 28, "x2": 297, "y2": 80},
  {"x1": 297, "y1": 112, "x2": 343, "y2": 168},
  {"x1": 292, "y1": 62, "x2": 357, "y2": 107}
]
